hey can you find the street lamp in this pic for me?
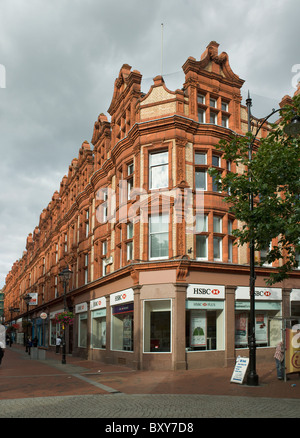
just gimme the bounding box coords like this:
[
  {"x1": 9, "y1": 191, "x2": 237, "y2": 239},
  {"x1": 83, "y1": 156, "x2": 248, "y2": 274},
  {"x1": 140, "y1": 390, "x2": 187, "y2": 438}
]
[
  {"x1": 246, "y1": 93, "x2": 300, "y2": 386},
  {"x1": 58, "y1": 266, "x2": 73, "y2": 364},
  {"x1": 23, "y1": 294, "x2": 31, "y2": 353}
]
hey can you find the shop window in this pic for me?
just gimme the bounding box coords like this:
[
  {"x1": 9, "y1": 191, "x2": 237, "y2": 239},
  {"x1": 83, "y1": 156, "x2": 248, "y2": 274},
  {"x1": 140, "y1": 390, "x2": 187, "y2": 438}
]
[
  {"x1": 149, "y1": 151, "x2": 168, "y2": 190},
  {"x1": 235, "y1": 309, "x2": 281, "y2": 348},
  {"x1": 149, "y1": 213, "x2": 169, "y2": 259},
  {"x1": 91, "y1": 309, "x2": 106, "y2": 349},
  {"x1": 186, "y1": 309, "x2": 224, "y2": 351},
  {"x1": 111, "y1": 303, "x2": 134, "y2": 351},
  {"x1": 144, "y1": 300, "x2": 171, "y2": 353},
  {"x1": 78, "y1": 313, "x2": 87, "y2": 348},
  {"x1": 50, "y1": 320, "x2": 61, "y2": 346}
]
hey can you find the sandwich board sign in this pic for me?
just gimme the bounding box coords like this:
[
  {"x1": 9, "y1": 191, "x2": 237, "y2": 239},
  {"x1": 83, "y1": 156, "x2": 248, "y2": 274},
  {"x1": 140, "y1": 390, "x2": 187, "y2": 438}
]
[{"x1": 231, "y1": 357, "x2": 249, "y2": 384}]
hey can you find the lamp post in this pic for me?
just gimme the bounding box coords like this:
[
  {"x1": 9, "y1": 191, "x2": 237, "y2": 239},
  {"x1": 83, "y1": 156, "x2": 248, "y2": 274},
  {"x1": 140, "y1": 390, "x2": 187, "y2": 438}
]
[
  {"x1": 23, "y1": 294, "x2": 31, "y2": 353},
  {"x1": 246, "y1": 93, "x2": 300, "y2": 386},
  {"x1": 58, "y1": 266, "x2": 73, "y2": 364}
]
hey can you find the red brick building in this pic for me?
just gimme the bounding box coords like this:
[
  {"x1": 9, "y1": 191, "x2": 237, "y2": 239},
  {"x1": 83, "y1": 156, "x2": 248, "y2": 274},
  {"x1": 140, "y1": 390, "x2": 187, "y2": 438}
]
[{"x1": 3, "y1": 42, "x2": 300, "y2": 370}]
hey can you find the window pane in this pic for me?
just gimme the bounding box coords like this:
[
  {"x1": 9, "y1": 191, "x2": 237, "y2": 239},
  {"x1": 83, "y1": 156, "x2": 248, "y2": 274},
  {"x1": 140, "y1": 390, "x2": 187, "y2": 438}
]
[
  {"x1": 210, "y1": 98, "x2": 216, "y2": 108},
  {"x1": 149, "y1": 214, "x2": 168, "y2": 233},
  {"x1": 213, "y1": 237, "x2": 222, "y2": 260},
  {"x1": 228, "y1": 239, "x2": 233, "y2": 262},
  {"x1": 150, "y1": 233, "x2": 168, "y2": 258},
  {"x1": 212, "y1": 155, "x2": 220, "y2": 167},
  {"x1": 213, "y1": 216, "x2": 222, "y2": 233},
  {"x1": 127, "y1": 222, "x2": 133, "y2": 239},
  {"x1": 195, "y1": 153, "x2": 206, "y2": 165},
  {"x1": 222, "y1": 115, "x2": 229, "y2": 128},
  {"x1": 91, "y1": 315, "x2": 106, "y2": 349},
  {"x1": 127, "y1": 241, "x2": 133, "y2": 260},
  {"x1": 210, "y1": 113, "x2": 217, "y2": 124},
  {"x1": 150, "y1": 165, "x2": 168, "y2": 189},
  {"x1": 196, "y1": 214, "x2": 207, "y2": 232},
  {"x1": 144, "y1": 300, "x2": 171, "y2": 353},
  {"x1": 196, "y1": 235, "x2": 207, "y2": 258},
  {"x1": 149, "y1": 152, "x2": 168, "y2": 189},
  {"x1": 198, "y1": 109, "x2": 205, "y2": 123},
  {"x1": 111, "y1": 307, "x2": 134, "y2": 351},
  {"x1": 221, "y1": 101, "x2": 228, "y2": 111},
  {"x1": 197, "y1": 94, "x2": 205, "y2": 104},
  {"x1": 195, "y1": 169, "x2": 206, "y2": 190},
  {"x1": 149, "y1": 151, "x2": 168, "y2": 166},
  {"x1": 212, "y1": 174, "x2": 220, "y2": 192}
]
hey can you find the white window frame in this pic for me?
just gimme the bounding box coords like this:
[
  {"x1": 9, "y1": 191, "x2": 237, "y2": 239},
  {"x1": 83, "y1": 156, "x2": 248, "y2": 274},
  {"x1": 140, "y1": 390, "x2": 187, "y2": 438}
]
[
  {"x1": 149, "y1": 151, "x2": 169, "y2": 190},
  {"x1": 149, "y1": 213, "x2": 169, "y2": 260}
]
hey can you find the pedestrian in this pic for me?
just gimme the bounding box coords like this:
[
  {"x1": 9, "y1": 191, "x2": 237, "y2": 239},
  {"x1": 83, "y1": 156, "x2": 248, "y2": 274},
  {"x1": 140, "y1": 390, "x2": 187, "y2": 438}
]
[
  {"x1": 274, "y1": 341, "x2": 284, "y2": 380},
  {"x1": 26, "y1": 337, "x2": 32, "y2": 355},
  {"x1": 0, "y1": 341, "x2": 5, "y2": 365},
  {"x1": 56, "y1": 335, "x2": 62, "y2": 353}
]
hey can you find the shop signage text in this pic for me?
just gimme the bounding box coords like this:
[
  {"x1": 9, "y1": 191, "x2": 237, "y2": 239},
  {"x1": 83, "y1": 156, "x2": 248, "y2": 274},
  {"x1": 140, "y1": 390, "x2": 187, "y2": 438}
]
[
  {"x1": 236, "y1": 287, "x2": 281, "y2": 301},
  {"x1": 187, "y1": 284, "x2": 225, "y2": 299},
  {"x1": 110, "y1": 288, "x2": 134, "y2": 306}
]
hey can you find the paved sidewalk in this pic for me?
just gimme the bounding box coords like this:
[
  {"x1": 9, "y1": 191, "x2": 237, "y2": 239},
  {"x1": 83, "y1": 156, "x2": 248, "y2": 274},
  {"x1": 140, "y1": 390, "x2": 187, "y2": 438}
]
[{"x1": 0, "y1": 344, "x2": 299, "y2": 401}]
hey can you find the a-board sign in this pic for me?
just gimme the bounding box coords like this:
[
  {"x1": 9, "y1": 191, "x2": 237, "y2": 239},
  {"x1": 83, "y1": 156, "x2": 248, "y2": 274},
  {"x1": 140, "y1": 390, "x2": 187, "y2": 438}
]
[{"x1": 231, "y1": 357, "x2": 249, "y2": 384}]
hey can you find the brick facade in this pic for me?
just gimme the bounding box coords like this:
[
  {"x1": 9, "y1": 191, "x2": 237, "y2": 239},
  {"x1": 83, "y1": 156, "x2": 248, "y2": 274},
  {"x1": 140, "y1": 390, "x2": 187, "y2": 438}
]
[{"x1": 3, "y1": 42, "x2": 300, "y2": 370}]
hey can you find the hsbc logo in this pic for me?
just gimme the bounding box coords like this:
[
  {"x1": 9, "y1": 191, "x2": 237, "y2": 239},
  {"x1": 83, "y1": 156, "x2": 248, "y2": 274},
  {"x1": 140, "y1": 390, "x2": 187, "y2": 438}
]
[
  {"x1": 255, "y1": 290, "x2": 271, "y2": 297},
  {"x1": 115, "y1": 293, "x2": 126, "y2": 302},
  {"x1": 236, "y1": 286, "x2": 282, "y2": 301},
  {"x1": 110, "y1": 289, "x2": 134, "y2": 306},
  {"x1": 187, "y1": 284, "x2": 225, "y2": 299}
]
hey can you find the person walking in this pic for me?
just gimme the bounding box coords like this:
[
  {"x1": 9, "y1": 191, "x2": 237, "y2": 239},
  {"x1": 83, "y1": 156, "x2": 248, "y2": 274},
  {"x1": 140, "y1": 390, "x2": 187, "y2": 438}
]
[
  {"x1": 56, "y1": 335, "x2": 62, "y2": 353},
  {"x1": 274, "y1": 341, "x2": 284, "y2": 380},
  {"x1": 26, "y1": 337, "x2": 32, "y2": 355}
]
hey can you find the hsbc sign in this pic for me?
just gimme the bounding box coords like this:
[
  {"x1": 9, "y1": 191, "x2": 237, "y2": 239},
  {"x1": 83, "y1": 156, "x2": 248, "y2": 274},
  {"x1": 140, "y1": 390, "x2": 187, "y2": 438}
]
[
  {"x1": 110, "y1": 288, "x2": 134, "y2": 306},
  {"x1": 90, "y1": 297, "x2": 106, "y2": 310},
  {"x1": 236, "y1": 287, "x2": 282, "y2": 301},
  {"x1": 187, "y1": 284, "x2": 225, "y2": 299}
]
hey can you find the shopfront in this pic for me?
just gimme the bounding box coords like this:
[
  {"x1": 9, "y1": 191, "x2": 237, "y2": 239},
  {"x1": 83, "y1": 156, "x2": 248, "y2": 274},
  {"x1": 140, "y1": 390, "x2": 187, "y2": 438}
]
[
  {"x1": 90, "y1": 297, "x2": 106, "y2": 349},
  {"x1": 110, "y1": 288, "x2": 134, "y2": 352},
  {"x1": 75, "y1": 302, "x2": 88, "y2": 348},
  {"x1": 50, "y1": 309, "x2": 63, "y2": 346},
  {"x1": 235, "y1": 286, "x2": 282, "y2": 349},
  {"x1": 291, "y1": 289, "x2": 300, "y2": 320},
  {"x1": 185, "y1": 284, "x2": 225, "y2": 352}
]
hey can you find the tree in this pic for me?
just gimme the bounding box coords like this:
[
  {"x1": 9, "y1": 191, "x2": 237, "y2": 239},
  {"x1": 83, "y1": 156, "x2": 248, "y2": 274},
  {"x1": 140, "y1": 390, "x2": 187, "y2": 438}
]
[{"x1": 209, "y1": 94, "x2": 300, "y2": 284}]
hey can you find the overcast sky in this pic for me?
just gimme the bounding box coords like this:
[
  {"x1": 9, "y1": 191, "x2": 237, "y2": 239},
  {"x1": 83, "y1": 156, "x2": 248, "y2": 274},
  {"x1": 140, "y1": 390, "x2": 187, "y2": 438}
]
[{"x1": 0, "y1": 0, "x2": 299, "y2": 288}]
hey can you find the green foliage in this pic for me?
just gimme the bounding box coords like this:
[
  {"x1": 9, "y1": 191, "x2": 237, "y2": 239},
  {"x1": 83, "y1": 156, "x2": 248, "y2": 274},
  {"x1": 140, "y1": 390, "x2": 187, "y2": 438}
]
[{"x1": 209, "y1": 94, "x2": 300, "y2": 284}]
